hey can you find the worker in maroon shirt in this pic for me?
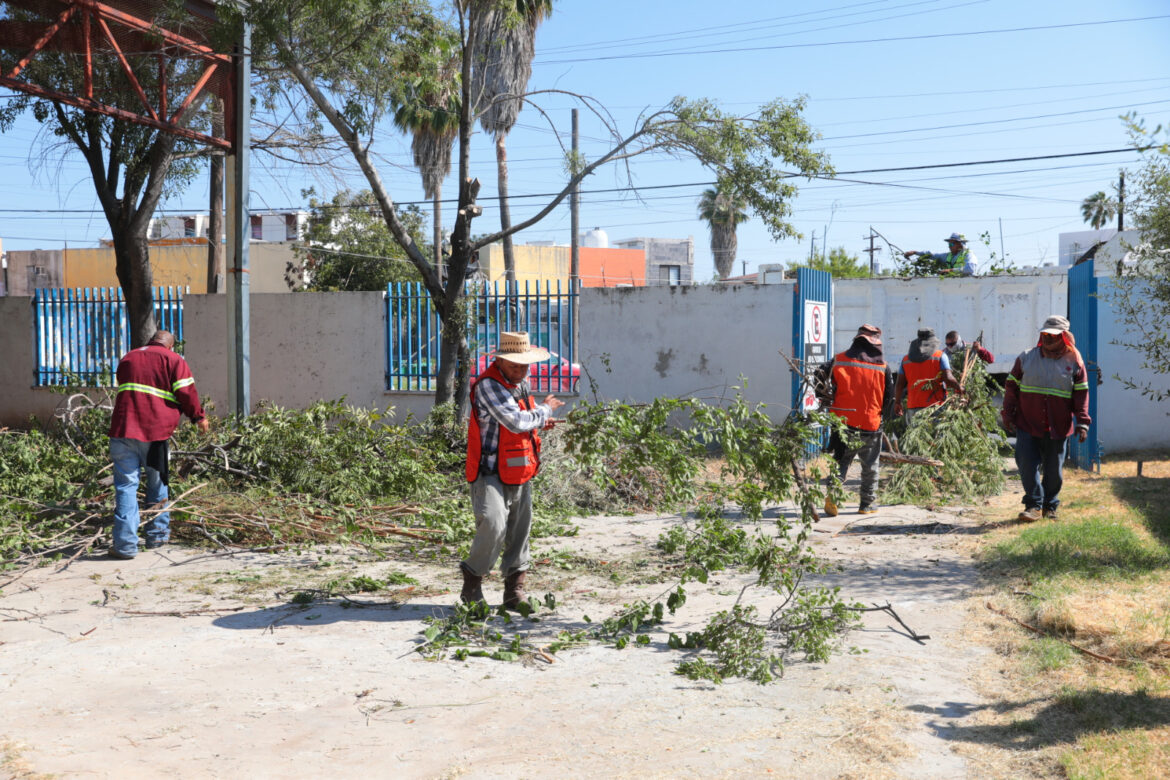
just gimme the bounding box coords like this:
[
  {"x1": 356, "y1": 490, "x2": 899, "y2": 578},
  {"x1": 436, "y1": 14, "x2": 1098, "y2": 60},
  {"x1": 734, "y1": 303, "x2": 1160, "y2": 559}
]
[{"x1": 107, "y1": 330, "x2": 209, "y2": 559}]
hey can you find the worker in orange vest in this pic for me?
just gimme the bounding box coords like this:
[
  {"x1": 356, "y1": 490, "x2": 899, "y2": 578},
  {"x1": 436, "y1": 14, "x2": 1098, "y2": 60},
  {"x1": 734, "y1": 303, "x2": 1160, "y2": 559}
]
[
  {"x1": 462, "y1": 332, "x2": 564, "y2": 609},
  {"x1": 893, "y1": 328, "x2": 962, "y2": 424},
  {"x1": 814, "y1": 324, "x2": 895, "y2": 516}
]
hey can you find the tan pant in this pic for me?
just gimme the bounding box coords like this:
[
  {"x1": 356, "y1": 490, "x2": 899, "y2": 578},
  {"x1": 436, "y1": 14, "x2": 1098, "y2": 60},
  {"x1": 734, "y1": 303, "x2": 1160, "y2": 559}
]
[{"x1": 463, "y1": 473, "x2": 532, "y2": 577}]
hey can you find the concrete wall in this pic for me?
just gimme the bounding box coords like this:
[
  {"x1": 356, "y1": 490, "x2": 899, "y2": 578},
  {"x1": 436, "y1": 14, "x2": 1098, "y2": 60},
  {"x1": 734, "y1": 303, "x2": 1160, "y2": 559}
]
[
  {"x1": 834, "y1": 272, "x2": 1067, "y2": 374},
  {"x1": 1094, "y1": 277, "x2": 1170, "y2": 453},
  {"x1": 183, "y1": 293, "x2": 434, "y2": 424},
  {"x1": 4, "y1": 282, "x2": 1167, "y2": 452},
  {"x1": 577, "y1": 283, "x2": 797, "y2": 417},
  {"x1": 0, "y1": 296, "x2": 61, "y2": 426}
]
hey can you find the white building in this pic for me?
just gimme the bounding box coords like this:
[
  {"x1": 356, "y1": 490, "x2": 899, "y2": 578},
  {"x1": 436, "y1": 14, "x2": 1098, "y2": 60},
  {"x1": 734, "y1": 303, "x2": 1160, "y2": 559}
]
[
  {"x1": 1058, "y1": 229, "x2": 1118, "y2": 266},
  {"x1": 149, "y1": 210, "x2": 309, "y2": 243}
]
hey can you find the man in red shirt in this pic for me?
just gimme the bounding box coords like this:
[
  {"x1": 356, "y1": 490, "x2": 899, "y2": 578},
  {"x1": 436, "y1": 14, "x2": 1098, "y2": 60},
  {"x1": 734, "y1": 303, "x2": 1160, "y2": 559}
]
[
  {"x1": 107, "y1": 330, "x2": 209, "y2": 559},
  {"x1": 1001, "y1": 315, "x2": 1091, "y2": 522}
]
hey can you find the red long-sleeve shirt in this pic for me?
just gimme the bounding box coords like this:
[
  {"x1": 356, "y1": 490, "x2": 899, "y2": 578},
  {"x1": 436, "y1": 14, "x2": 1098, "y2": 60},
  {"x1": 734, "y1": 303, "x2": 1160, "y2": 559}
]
[
  {"x1": 1002, "y1": 346, "x2": 1091, "y2": 439},
  {"x1": 108, "y1": 344, "x2": 205, "y2": 442}
]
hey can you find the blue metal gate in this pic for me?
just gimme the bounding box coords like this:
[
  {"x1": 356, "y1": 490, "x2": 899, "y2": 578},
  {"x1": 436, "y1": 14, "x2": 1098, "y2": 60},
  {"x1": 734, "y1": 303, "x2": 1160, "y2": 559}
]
[
  {"x1": 33, "y1": 286, "x2": 185, "y2": 386},
  {"x1": 790, "y1": 268, "x2": 833, "y2": 411},
  {"x1": 791, "y1": 268, "x2": 833, "y2": 454},
  {"x1": 1067, "y1": 260, "x2": 1100, "y2": 470}
]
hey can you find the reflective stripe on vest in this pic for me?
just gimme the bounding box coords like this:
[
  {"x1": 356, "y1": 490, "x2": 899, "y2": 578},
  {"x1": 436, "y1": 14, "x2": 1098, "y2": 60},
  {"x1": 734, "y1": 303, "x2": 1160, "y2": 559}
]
[
  {"x1": 903, "y1": 350, "x2": 945, "y2": 409},
  {"x1": 1015, "y1": 347, "x2": 1083, "y2": 400},
  {"x1": 465, "y1": 362, "x2": 542, "y2": 485},
  {"x1": 115, "y1": 382, "x2": 177, "y2": 403},
  {"x1": 828, "y1": 352, "x2": 886, "y2": 431}
]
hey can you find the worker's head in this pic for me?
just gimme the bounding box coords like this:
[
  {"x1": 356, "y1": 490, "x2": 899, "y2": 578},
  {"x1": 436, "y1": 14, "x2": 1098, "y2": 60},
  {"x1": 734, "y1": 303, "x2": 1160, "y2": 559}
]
[
  {"x1": 944, "y1": 232, "x2": 967, "y2": 253},
  {"x1": 1038, "y1": 315, "x2": 1072, "y2": 356},
  {"x1": 149, "y1": 330, "x2": 176, "y2": 351},
  {"x1": 853, "y1": 323, "x2": 882, "y2": 348},
  {"x1": 492, "y1": 332, "x2": 550, "y2": 383},
  {"x1": 944, "y1": 330, "x2": 961, "y2": 350}
]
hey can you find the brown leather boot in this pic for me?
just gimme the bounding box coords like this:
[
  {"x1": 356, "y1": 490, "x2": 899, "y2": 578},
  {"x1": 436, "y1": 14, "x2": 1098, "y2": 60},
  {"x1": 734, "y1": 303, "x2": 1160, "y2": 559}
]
[
  {"x1": 460, "y1": 565, "x2": 485, "y2": 604},
  {"x1": 502, "y1": 570, "x2": 528, "y2": 610}
]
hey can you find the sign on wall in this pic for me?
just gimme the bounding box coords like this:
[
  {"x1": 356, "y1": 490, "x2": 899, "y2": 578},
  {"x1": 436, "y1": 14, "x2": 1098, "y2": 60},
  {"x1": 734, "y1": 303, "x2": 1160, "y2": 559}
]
[{"x1": 801, "y1": 298, "x2": 829, "y2": 412}]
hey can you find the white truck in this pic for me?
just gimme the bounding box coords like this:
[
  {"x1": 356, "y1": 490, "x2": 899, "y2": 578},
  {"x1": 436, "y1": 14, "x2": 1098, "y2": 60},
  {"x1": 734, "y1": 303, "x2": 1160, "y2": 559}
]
[{"x1": 832, "y1": 268, "x2": 1068, "y2": 375}]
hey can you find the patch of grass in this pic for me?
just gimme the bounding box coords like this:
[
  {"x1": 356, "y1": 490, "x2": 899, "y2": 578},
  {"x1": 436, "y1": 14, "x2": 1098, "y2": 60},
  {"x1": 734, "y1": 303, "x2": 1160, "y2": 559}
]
[
  {"x1": 975, "y1": 453, "x2": 1170, "y2": 777},
  {"x1": 985, "y1": 518, "x2": 1170, "y2": 579}
]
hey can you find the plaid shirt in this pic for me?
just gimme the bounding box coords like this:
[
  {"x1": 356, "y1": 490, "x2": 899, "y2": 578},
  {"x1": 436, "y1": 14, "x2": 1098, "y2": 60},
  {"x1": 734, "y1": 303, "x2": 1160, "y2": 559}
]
[{"x1": 473, "y1": 376, "x2": 552, "y2": 474}]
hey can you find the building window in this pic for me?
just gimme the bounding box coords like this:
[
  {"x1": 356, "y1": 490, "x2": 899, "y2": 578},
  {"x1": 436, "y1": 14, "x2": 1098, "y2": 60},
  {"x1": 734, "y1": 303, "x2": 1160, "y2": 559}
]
[
  {"x1": 661, "y1": 265, "x2": 681, "y2": 286},
  {"x1": 285, "y1": 214, "x2": 299, "y2": 241},
  {"x1": 184, "y1": 217, "x2": 196, "y2": 238},
  {"x1": 251, "y1": 215, "x2": 263, "y2": 240}
]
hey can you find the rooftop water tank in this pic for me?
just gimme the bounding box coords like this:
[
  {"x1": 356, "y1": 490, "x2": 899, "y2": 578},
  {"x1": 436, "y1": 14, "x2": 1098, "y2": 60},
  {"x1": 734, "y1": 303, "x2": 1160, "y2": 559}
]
[{"x1": 582, "y1": 227, "x2": 609, "y2": 248}]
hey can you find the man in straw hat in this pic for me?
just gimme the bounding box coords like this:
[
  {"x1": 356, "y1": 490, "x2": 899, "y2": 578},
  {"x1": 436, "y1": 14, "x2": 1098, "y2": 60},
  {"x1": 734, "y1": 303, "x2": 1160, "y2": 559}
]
[
  {"x1": 814, "y1": 324, "x2": 896, "y2": 516},
  {"x1": 903, "y1": 232, "x2": 978, "y2": 276},
  {"x1": 1001, "y1": 315, "x2": 1091, "y2": 523},
  {"x1": 462, "y1": 332, "x2": 565, "y2": 608}
]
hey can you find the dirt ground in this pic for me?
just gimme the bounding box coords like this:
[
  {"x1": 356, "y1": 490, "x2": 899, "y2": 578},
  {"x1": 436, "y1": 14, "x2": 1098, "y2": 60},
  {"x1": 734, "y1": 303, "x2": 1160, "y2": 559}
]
[{"x1": 1, "y1": 488, "x2": 1026, "y2": 779}]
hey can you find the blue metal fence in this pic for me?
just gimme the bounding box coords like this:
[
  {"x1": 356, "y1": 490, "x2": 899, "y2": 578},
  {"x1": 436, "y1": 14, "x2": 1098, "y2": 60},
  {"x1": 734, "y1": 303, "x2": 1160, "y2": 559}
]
[
  {"x1": 385, "y1": 280, "x2": 579, "y2": 393},
  {"x1": 33, "y1": 287, "x2": 185, "y2": 386},
  {"x1": 1067, "y1": 261, "x2": 1101, "y2": 471}
]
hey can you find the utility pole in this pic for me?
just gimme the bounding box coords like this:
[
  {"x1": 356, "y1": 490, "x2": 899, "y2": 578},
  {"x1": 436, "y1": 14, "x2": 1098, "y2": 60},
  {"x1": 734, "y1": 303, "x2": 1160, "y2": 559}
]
[
  {"x1": 862, "y1": 227, "x2": 880, "y2": 276},
  {"x1": 741, "y1": 259, "x2": 747, "y2": 277},
  {"x1": 808, "y1": 230, "x2": 817, "y2": 263},
  {"x1": 570, "y1": 108, "x2": 580, "y2": 364},
  {"x1": 1118, "y1": 171, "x2": 1125, "y2": 231},
  {"x1": 998, "y1": 217, "x2": 1005, "y2": 264}
]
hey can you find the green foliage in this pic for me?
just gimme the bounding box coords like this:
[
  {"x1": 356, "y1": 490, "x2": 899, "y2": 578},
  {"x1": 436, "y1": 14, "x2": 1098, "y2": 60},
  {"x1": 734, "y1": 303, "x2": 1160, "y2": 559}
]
[
  {"x1": 416, "y1": 597, "x2": 566, "y2": 662},
  {"x1": 563, "y1": 391, "x2": 862, "y2": 683},
  {"x1": 292, "y1": 189, "x2": 428, "y2": 291},
  {"x1": 1081, "y1": 190, "x2": 1119, "y2": 230},
  {"x1": 882, "y1": 356, "x2": 1007, "y2": 505},
  {"x1": 790, "y1": 246, "x2": 871, "y2": 279},
  {"x1": 227, "y1": 400, "x2": 447, "y2": 504}
]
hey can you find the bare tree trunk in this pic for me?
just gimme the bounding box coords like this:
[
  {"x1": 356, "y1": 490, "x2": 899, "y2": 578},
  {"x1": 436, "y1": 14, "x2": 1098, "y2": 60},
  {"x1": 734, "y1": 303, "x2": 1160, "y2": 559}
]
[
  {"x1": 433, "y1": 185, "x2": 443, "y2": 281},
  {"x1": 497, "y1": 135, "x2": 516, "y2": 282},
  {"x1": 113, "y1": 230, "x2": 156, "y2": 348}
]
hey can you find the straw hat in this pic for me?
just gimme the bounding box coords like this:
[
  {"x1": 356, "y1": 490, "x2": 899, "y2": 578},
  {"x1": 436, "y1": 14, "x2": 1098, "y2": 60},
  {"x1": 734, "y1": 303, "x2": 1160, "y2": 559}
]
[{"x1": 493, "y1": 332, "x2": 551, "y2": 364}]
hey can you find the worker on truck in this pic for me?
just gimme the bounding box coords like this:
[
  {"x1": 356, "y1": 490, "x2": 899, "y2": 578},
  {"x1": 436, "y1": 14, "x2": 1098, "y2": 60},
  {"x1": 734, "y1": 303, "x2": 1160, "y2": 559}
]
[
  {"x1": 903, "y1": 232, "x2": 978, "y2": 276},
  {"x1": 893, "y1": 328, "x2": 962, "y2": 423}
]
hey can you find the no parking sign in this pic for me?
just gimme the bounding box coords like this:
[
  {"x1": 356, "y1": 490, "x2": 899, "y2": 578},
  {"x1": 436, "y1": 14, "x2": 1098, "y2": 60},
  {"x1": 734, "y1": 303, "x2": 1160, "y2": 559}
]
[{"x1": 801, "y1": 299, "x2": 829, "y2": 412}]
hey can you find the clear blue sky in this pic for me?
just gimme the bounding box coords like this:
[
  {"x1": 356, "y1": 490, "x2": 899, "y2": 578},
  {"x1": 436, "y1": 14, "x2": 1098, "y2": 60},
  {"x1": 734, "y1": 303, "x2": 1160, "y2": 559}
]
[{"x1": 2, "y1": 0, "x2": 1168, "y2": 281}]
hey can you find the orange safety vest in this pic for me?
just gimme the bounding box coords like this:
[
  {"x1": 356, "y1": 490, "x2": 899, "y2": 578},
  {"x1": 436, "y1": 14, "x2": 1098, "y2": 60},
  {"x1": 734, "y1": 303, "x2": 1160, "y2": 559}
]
[
  {"x1": 827, "y1": 352, "x2": 887, "y2": 431},
  {"x1": 903, "y1": 350, "x2": 946, "y2": 409},
  {"x1": 465, "y1": 361, "x2": 542, "y2": 485}
]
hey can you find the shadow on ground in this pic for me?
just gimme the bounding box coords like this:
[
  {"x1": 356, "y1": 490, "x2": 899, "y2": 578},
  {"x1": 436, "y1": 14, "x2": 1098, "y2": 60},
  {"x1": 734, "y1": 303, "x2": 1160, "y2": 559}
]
[{"x1": 910, "y1": 689, "x2": 1170, "y2": 751}]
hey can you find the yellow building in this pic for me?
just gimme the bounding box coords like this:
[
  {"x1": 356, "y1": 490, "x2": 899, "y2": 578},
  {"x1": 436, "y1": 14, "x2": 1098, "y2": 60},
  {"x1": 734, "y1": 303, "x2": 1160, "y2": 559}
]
[{"x1": 5, "y1": 242, "x2": 295, "y2": 295}]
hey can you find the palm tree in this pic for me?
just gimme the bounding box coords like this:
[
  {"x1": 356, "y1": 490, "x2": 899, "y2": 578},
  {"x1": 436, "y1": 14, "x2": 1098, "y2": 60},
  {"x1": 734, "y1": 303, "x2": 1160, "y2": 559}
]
[
  {"x1": 1081, "y1": 190, "x2": 1118, "y2": 230},
  {"x1": 698, "y1": 186, "x2": 750, "y2": 279},
  {"x1": 469, "y1": 0, "x2": 554, "y2": 282},
  {"x1": 392, "y1": 55, "x2": 461, "y2": 275}
]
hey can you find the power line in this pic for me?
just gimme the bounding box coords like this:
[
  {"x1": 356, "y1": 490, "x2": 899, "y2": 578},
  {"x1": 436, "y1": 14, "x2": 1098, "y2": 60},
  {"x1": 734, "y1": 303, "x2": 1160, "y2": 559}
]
[{"x1": 536, "y1": 15, "x2": 1170, "y2": 64}]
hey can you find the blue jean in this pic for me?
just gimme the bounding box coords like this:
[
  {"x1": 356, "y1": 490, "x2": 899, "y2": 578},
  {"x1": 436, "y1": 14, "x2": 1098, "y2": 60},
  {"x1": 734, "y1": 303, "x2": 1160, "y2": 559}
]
[
  {"x1": 1014, "y1": 428, "x2": 1067, "y2": 512},
  {"x1": 110, "y1": 437, "x2": 170, "y2": 556}
]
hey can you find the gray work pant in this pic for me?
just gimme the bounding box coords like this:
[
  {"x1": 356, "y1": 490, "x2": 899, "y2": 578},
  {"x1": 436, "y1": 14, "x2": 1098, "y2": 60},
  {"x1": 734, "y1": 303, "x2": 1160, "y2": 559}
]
[
  {"x1": 463, "y1": 473, "x2": 532, "y2": 577},
  {"x1": 827, "y1": 428, "x2": 882, "y2": 506}
]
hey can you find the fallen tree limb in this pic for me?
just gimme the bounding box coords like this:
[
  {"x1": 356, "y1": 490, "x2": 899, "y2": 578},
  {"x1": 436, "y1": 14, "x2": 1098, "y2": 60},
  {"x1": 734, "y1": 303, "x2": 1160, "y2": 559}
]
[{"x1": 984, "y1": 602, "x2": 1159, "y2": 666}]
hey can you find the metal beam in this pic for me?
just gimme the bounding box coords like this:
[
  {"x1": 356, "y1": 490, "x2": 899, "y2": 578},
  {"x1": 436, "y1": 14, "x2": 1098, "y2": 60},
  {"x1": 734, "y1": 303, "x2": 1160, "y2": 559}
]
[{"x1": 225, "y1": 21, "x2": 250, "y2": 418}]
